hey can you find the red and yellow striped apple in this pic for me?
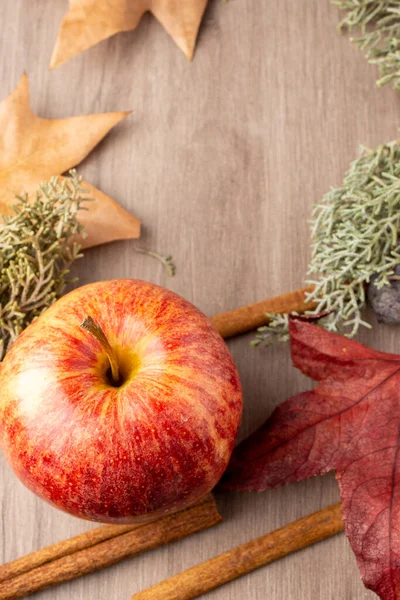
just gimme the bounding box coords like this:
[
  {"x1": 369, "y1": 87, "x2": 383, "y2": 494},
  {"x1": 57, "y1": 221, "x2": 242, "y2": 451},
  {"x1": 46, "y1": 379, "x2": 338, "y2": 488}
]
[{"x1": 0, "y1": 280, "x2": 242, "y2": 523}]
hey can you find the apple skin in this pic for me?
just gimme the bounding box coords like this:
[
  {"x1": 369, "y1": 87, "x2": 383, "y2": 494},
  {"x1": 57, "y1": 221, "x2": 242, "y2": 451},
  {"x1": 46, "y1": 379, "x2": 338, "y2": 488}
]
[{"x1": 0, "y1": 279, "x2": 242, "y2": 523}]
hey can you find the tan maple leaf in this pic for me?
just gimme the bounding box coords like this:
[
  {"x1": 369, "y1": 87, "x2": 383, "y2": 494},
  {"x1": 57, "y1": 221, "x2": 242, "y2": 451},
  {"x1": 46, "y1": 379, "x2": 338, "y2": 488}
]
[
  {"x1": 50, "y1": 0, "x2": 209, "y2": 69},
  {"x1": 0, "y1": 74, "x2": 140, "y2": 249}
]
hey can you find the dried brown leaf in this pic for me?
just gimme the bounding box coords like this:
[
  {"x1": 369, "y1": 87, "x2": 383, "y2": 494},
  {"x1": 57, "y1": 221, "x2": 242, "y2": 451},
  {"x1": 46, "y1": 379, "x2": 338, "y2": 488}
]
[
  {"x1": 50, "y1": 0, "x2": 209, "y2": 68},
  {"x1": 0, "y1": 74, "x2": 140, "y2": 248}
]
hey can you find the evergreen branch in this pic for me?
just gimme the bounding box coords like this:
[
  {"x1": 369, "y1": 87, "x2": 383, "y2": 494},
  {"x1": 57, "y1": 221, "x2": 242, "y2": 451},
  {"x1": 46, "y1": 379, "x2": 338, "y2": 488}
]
[
  {"x1": 333, "y1": 0, "x2": 400, "y2": 90},
  {"x1": 134, "y1": 247, "x2": 176, "y2": 277},
  {"x1": 0, "y1": 171, "x2": 89, "y2": 360},
  {"x1": 254, "y1": 140, "x2": 400, "y2": 345}
]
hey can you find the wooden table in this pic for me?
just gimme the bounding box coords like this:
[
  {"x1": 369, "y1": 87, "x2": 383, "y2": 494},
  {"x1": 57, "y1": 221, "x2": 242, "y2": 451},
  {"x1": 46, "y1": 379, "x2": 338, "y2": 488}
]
[{"x1": 1, "y1": 1, "x2": 398, "y2": 598}]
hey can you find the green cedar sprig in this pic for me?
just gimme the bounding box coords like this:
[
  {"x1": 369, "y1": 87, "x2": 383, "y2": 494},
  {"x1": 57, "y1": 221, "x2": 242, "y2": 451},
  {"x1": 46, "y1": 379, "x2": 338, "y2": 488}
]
[
  {"x1": 0, "y1": 171, "x2": 89, "y2": 360},
  {"x1": 134, "y1": 247, "x2": 176, "y2": 277},
  {"x1": 253, "y1": 140, "x2": 400, "y2": 346},
  {"x1": 333, "y1": 0, "x2": 400, "y2": 90}
]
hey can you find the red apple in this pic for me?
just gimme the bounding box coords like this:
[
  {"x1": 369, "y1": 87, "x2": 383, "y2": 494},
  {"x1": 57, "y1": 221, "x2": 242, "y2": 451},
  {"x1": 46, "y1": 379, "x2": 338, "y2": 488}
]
[{"x1": 0, "y1": 280, "x2": 242, "y2": 523}]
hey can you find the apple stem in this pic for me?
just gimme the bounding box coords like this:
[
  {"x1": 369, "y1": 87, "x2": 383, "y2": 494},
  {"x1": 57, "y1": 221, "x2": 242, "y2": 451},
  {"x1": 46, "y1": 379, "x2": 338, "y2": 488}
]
[{"x1": 80, "y1": 316, "x2": 120, "y2": 385}]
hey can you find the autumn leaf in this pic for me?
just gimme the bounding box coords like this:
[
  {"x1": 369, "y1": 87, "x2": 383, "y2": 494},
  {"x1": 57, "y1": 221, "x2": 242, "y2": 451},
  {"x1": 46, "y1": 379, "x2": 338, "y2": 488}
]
[
  {"x1": 50, "y1": 0, "x2": 209, "y2": 69},
  {"x1": 0, "y1": 74, "x2": 141, "y2": 249},
  {"x1": 222, "y1": 318, "x2": 400, "y2": 600}
]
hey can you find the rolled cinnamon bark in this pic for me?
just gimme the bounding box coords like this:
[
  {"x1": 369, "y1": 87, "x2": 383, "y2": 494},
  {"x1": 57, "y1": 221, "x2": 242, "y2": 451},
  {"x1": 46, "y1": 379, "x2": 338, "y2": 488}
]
[
  {"x1": 212, "y1": 286, "x2": 315, "y2": 338},
  {"x1": 131, "y1": 503, "x2": 343, "y2": 600},
  {"x1": 0, "y1": 495, "x2": 221, "y2": 600},
  {"x1": 0, "y1": 522, "x2": 142, "y2": 584}
]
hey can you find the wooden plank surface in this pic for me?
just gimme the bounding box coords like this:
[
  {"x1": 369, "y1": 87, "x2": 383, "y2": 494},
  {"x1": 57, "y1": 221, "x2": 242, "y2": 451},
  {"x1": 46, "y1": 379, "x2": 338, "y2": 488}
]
[{"x1": 1, "y1": 1, "x2": 398, "y2": 598}]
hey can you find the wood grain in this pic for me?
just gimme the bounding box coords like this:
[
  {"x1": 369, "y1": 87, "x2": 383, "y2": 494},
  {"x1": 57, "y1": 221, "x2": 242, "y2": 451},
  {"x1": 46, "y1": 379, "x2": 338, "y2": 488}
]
[{"x1": 0, "y1": 0, "x2": 398, "y2": 598}]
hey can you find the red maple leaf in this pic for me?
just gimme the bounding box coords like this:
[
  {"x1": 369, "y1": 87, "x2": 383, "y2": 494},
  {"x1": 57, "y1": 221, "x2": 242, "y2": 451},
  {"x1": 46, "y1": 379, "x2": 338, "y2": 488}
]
[{"x1": 222, "y1": 318, "x2": 400, "y2": 600}]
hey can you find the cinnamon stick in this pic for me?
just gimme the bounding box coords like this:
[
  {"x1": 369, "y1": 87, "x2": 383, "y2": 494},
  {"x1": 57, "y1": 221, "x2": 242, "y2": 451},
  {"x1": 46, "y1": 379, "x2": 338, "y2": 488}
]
[
  {"x1": 0, "y1": 522, "x2": 141, "y2": 584},
  {"x1": 0, "y1": 494, "x2": 221, "y2": 600},
  {"x1": 131, "y1": 503, "x2": 344, "y2": 600},
  {"x1": 211, "y1": 286, "x2": 315, "y2": 339}
]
